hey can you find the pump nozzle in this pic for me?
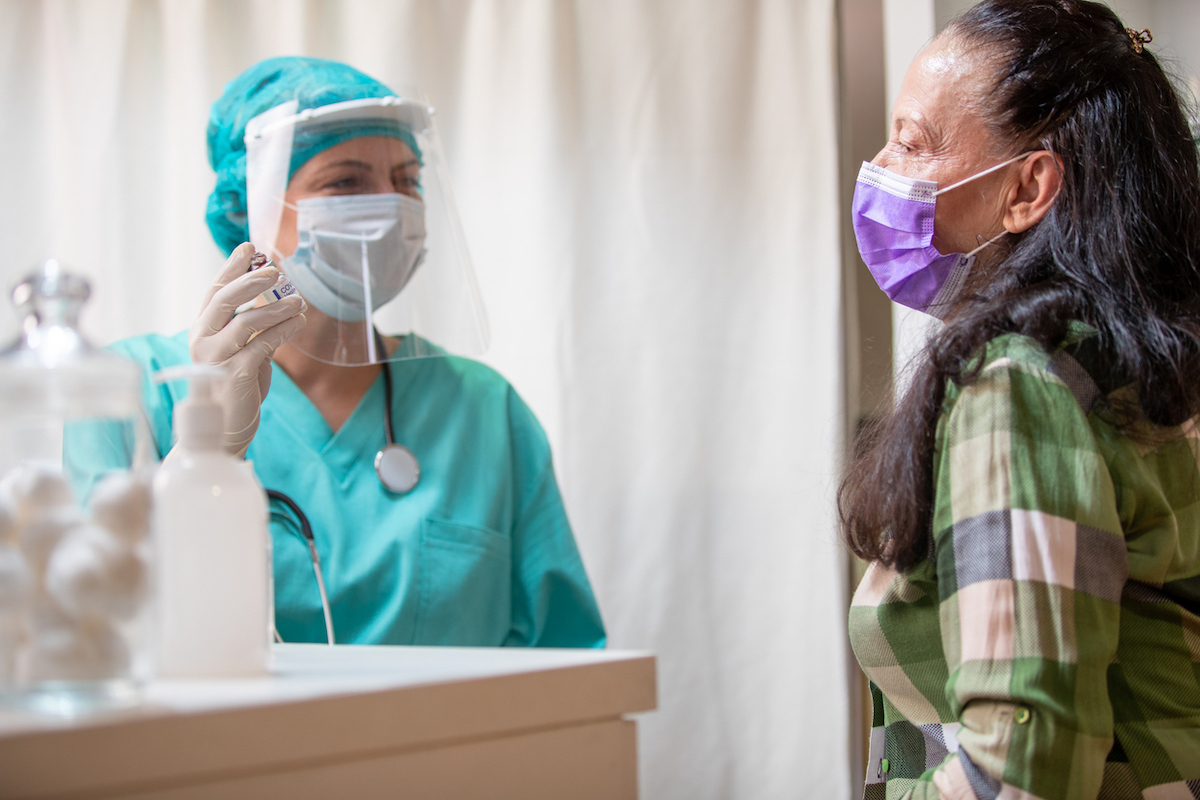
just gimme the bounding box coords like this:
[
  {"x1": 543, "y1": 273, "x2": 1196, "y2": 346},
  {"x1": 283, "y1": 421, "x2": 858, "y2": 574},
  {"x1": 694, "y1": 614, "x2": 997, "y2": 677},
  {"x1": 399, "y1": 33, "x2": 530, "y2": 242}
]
[{"x1": 153, "y1": 365, "x2": 228, "y2": 452}]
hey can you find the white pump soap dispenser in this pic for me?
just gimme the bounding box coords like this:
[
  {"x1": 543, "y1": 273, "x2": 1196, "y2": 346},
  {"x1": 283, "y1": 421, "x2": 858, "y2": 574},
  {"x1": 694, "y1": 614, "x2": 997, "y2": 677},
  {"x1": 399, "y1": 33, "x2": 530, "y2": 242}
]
[{"x1": 151, "y1": 365, "x2": 271, "y2": 678}]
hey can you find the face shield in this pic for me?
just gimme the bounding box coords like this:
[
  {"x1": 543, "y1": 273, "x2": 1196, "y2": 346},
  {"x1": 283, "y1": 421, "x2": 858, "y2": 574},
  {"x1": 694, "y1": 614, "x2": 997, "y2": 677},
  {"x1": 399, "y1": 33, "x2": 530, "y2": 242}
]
[{"x1": 244, "y1": 96, "x2": 488, "y2": 366}]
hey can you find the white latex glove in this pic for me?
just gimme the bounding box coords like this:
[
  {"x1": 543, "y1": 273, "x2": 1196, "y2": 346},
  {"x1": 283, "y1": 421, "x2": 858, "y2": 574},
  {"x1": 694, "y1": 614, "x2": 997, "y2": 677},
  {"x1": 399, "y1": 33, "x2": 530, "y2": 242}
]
[{"x1": 189, "y1": 242, "x2": 306, "y2": 457}]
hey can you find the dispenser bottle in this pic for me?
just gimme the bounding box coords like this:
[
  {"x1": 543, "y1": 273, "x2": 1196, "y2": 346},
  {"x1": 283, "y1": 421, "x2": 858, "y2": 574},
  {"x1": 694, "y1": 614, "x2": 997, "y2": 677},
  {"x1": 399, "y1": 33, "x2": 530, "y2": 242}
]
[{"x1": 152, "y1": 366, "x2": 270, "y2": 677}]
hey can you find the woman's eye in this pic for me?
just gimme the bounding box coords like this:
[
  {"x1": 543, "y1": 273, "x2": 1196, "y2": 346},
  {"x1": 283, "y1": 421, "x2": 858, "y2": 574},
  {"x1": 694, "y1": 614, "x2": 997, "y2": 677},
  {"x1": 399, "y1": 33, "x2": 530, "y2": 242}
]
[
  {"x1": 393, "y1": 170, "x2": 421, "y2": 193},
  {"x1": 323, "y1": 176, "x2": 362, "y2": 192}
]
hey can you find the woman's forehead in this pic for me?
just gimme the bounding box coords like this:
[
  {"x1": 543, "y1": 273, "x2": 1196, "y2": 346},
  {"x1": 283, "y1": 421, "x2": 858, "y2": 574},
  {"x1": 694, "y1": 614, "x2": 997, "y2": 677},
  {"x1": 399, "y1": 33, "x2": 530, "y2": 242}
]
[
  {"x1": 896, "y1": 36, "x2": 997, "y2": 143},
  {"x1": 308, "y1": 136, "x2": 418, "y2": 169}
]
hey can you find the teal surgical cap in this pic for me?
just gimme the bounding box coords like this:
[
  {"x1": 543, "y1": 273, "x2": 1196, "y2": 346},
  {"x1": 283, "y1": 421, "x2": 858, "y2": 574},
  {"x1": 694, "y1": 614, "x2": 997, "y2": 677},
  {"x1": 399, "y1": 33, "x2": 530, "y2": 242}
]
[{"x1": 205, "y1": 56, "x2": 423, "y2": 256}]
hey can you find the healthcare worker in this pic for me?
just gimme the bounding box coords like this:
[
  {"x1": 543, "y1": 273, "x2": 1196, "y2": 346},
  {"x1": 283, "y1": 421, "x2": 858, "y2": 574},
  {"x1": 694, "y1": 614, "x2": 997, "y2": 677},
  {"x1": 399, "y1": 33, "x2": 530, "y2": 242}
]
[{"x1": 99, "y1": 57, "x2": 605, "y2": 648}]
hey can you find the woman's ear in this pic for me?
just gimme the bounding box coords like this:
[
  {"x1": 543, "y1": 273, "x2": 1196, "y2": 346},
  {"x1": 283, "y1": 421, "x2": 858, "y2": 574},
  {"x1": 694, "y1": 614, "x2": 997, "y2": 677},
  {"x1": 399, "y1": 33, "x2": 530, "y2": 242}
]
[{"x1": 1004, "y1": 150, "x2": 1063, "y2": 233}]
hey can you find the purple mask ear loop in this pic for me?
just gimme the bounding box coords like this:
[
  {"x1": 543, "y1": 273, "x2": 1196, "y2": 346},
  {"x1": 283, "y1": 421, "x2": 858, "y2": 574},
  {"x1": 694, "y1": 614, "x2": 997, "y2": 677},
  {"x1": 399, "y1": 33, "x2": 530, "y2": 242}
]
[{"x1": 933, "y1": 152, "x2": 1035, "y2": 197}]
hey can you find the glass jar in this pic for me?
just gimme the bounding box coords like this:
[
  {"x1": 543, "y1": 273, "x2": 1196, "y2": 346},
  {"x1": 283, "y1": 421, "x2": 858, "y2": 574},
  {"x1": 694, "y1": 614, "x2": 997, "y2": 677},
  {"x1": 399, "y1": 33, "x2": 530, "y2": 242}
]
[{"x1": 0, "y1": 260, "x2": 155, "y2": 715}]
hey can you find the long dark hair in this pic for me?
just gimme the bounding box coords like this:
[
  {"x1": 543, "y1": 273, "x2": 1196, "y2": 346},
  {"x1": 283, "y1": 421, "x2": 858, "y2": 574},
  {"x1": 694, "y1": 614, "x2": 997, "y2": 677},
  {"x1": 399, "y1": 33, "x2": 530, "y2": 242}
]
[{"x1": 840, "y1": 0, "x2": 1200, "y2": 572}]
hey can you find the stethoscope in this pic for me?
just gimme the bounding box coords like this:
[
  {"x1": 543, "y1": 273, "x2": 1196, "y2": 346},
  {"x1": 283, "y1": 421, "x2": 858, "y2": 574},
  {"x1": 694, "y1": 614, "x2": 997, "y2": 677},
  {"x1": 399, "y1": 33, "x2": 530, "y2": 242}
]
[
  {"x1": 373, "y1": 329, "x2": 421, "y2": 494},
  {"x1": 267, "y1": 329, "x2": 419, "y2": 645}
]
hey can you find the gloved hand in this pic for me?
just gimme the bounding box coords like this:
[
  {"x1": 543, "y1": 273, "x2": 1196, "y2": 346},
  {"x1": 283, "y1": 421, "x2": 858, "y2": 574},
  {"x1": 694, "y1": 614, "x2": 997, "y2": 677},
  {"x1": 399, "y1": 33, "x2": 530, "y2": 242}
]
[{"x1": 189, "y1": 242, "x2": 306, "y2": 457}]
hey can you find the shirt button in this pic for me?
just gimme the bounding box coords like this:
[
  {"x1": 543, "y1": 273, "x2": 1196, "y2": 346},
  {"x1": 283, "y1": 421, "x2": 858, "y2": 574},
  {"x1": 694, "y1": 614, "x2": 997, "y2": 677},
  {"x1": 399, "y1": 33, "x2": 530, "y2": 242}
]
[{"x1": 1014, "y1": 707, "x2": 1031, "y2": 724}]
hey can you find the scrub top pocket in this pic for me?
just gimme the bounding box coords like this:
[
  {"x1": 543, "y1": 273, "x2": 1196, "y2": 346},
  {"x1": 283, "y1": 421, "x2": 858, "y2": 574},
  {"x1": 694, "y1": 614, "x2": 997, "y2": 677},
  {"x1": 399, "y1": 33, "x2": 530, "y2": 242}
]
[{"x1": 414, "y1": 518, "x2": 512, "y2": 645}]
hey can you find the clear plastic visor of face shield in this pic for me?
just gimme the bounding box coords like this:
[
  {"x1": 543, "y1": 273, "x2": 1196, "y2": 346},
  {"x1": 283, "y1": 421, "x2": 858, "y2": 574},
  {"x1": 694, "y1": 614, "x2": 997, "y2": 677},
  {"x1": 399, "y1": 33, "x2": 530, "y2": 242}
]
[{"x1": 244, "y1": 96, "x2": 489, "y2": 366}]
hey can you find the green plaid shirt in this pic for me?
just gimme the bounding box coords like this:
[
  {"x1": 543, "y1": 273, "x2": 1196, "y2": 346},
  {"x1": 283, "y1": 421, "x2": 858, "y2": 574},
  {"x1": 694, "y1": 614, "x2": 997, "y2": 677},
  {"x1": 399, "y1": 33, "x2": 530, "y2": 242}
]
[{"x1": 849, "y1": 327, "x2": 1200, "y2": 800}]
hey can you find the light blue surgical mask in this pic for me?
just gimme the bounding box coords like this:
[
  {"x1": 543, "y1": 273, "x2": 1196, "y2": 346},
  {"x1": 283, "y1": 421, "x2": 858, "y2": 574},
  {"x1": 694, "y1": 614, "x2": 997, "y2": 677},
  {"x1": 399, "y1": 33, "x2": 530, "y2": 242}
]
[{"x1": 282, "y1": 193, "x2": 427, "y2": 322}]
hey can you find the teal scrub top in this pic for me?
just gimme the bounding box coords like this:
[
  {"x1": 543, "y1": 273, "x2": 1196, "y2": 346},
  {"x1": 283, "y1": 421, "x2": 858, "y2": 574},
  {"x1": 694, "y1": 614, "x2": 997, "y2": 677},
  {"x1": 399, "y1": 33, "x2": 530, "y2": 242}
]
[{"x1": 83, "y1": 331, "x2": 605, "y2": 648}]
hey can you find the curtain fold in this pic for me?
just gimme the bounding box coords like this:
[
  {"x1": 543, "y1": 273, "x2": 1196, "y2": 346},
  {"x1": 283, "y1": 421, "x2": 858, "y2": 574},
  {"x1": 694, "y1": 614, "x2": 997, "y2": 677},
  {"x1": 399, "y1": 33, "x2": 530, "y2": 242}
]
[{"x1": 0, "y1": 2, "x2": 849, "y2": 797}]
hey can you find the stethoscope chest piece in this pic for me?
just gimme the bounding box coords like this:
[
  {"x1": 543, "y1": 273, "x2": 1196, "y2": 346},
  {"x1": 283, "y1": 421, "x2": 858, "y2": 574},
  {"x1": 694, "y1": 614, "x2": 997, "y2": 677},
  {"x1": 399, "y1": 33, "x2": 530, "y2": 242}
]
[{"x1": 376, "y1": 443, "x2": 420, "y2": 494}]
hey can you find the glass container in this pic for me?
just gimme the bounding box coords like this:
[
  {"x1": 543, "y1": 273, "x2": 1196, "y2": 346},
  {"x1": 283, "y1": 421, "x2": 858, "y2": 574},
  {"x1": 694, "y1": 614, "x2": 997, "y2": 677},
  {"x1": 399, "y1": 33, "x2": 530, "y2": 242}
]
[{"x1": 0, "y1": 259, "x2": 155, "y2": 716}]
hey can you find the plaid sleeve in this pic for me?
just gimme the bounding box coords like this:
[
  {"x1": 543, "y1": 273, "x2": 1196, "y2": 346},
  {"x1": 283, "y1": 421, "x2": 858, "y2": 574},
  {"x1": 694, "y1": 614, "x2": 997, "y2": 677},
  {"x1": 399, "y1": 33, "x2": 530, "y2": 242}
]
[{"x1": 915, "y1": 344, "x2": 1128, "y2": 799}]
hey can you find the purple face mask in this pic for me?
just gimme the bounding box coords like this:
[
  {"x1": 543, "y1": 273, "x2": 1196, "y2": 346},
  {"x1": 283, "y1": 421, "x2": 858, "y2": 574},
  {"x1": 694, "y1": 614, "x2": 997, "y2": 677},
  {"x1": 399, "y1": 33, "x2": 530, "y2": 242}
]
[{"x1": 851, "y1": 154, "x2": 1029, "y2": 318}]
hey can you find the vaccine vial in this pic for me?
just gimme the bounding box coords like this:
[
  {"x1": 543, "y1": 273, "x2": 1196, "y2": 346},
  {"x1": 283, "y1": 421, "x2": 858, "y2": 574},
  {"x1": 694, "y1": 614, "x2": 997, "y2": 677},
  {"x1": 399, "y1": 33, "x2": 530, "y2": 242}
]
[{"x1": 249, "y1": 252, "x2": 299, "y2": 304}]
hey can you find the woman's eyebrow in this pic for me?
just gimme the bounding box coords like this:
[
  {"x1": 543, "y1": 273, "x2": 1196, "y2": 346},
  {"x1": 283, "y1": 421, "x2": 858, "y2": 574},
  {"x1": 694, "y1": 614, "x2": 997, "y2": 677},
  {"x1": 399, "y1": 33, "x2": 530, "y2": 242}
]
[
  {"x1": 311, "y1": 159, "x2": 374, "y2": 173},
  {"x1": 897, "y1": 114, "x2": 934, "y2": 140},
  {"x1": 392, "y1": 158, "x2": 420, "y2": 171}
]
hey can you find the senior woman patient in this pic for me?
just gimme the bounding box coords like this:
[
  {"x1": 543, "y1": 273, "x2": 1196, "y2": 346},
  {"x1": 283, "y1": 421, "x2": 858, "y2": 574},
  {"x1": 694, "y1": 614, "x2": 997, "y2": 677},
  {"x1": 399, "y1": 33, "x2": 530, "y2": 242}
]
[
  {"x1": 95, "y1": 57, "x2": 604, "y2": 649},
  {"x1": 841, "y1": 1, "x2": 1200, "y2": 798}
]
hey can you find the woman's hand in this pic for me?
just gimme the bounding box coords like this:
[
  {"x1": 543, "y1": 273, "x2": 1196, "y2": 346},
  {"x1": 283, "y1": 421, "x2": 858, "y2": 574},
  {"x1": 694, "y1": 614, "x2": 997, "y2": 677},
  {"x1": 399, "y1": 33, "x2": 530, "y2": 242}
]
[{"x1": 189, "y1": 242, "x2": 306, "y2": 457}]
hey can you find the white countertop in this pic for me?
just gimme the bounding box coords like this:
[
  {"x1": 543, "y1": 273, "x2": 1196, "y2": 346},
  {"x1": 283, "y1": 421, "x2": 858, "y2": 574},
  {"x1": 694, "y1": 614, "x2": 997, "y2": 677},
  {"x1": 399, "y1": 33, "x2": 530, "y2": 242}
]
[{"x1": 0, "y1": 644, "x2": 657, "y2": 800}]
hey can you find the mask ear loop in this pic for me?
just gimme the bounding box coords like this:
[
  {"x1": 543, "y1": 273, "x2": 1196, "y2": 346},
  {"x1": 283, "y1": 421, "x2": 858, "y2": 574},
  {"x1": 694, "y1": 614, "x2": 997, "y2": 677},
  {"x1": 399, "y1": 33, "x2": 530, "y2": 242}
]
[
  {"x1": 934, "y1": 152, "x2": 1034, "y2": 197},
  {"x1": 966, "y1": 229, "x2": 1010, "y2": 257},
  {"x1": 935, "y1": 153, "x2": 1033, "y2": 261},
  {"x1": 264, "y1": 196, "x2": 302, "y2": 263}
]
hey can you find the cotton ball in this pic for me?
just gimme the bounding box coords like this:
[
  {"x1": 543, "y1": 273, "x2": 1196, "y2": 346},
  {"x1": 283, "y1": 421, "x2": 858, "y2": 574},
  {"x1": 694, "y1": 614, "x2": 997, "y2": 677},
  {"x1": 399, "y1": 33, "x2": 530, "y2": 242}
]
[
  {"x1": 20, "y1": 508, "x2": 82, "y2": 572},
  {"x1": 88, "y1": 473, "x2": 151, "y2": 545},
  {"x1": 0, "y1": 469, "x2": 20, "y2": 515},
  {"x1": 8, "y1": 465, "x2": 74, "y2": 518},
  {"x1": 0, "y1": 612, "x2": 23, "y2": 684},
  {"x1": 26, "y1": 616, "x2": 129, "y2": 682},
  {"x1": 44, "y1": 526, "x2": 146, "y2": 621},
  {"x1": 0, "y1": 543, "x2": 32, "y2": 608},
  {"x1": 0, "y1": 497, "x2": 18, "y2": 546},
  {"x1": 28, "y1": 591, "x2": 76, "y2": 632},
  {"x1": 0, "y1": 543, "x2": 28, "y2": 683},
  {"x1": 9, "y1": 465, "x2": 78, "y2": 570}
]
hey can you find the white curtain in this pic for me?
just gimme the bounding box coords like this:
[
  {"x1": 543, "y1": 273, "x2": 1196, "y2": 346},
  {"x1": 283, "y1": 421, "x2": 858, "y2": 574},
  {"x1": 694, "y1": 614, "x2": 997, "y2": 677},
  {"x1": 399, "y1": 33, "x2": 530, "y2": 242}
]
[{"x1": 0, "y1": 2, "x2": 850, "y2": 797}]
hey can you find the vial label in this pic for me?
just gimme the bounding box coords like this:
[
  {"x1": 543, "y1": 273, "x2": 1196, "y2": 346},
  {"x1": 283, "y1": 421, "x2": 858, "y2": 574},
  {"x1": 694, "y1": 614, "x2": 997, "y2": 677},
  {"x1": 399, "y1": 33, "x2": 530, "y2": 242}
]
[
  {"x1": 265, "y1": 279, "x2": 297, "y2": 302},
  {"x1": 250, "y1": 253, "x2": 299, "y2": 305}
]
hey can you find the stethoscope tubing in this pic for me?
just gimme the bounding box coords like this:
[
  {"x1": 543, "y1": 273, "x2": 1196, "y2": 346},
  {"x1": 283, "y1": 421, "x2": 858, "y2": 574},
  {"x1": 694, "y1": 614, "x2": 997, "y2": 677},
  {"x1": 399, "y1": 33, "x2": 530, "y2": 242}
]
[
  {"x1": 380, "y1": 329, "x2": 397, "y2": 447},
  {"x1": 266, "y1": 489, "x2": 335, "y2": 645}
]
